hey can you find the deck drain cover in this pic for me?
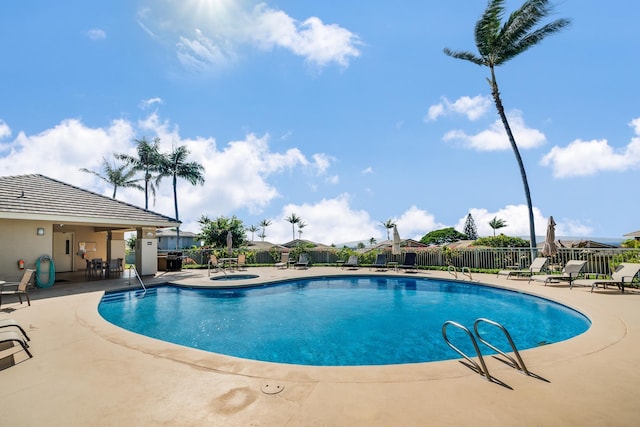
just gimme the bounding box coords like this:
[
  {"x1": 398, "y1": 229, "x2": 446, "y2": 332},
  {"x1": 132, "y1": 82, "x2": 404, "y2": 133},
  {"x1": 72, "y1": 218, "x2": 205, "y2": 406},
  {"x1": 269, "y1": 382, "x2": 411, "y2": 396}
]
[{"x1": 261, "y1": 383, "x2": 284, "y2": 395}]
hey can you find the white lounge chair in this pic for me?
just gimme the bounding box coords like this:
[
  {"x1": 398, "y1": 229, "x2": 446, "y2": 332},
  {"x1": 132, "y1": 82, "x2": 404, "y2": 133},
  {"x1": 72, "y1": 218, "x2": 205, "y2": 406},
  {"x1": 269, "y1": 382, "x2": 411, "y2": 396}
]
[
  {"x1": 530, "y1": 260, "x2": 587, "y2": 288},
  {"x1": 0, "y1": 329, "x2": 32, "y2": 359},
  {"x1": 497, "y1": 257, "x2": 548, "y2": 279},
  {"x1": 572, "y1": 263, "x2": 640, "y2": 293}
]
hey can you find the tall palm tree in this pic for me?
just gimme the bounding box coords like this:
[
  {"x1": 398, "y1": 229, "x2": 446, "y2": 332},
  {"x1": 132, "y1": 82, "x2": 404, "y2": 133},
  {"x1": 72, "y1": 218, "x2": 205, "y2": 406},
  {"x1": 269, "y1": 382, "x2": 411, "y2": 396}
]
[
  {"x1": 80, "y1": 156, "x2": 143, "y2": 199},
  {"x1": 259, "y1": 219, "x2": 272, "y2": 242},
  {"x1": 444, "y1": 0, "x2": 570, "y2": 256},
  {"x1": 247, "y1": 225, "x2": 259, "y2": 241},
  {"x1": 285, "y1": 213, "x2": 301, "y2": 242},
  {"x1": 297, "y1": 221, "x2": 307, "y2": 239},
  {"x1": 489, "y1": 216, "x2": 508, "y2": 236},
  {"x1": 157, "y1": 144, "x2": 205, "y2": 249},
  {"x1": 380, "y1": 219, "x2": 396, "y2": 240},
  {"x1": 116, "y1": 137, "x2": 163, "y2": 209}
]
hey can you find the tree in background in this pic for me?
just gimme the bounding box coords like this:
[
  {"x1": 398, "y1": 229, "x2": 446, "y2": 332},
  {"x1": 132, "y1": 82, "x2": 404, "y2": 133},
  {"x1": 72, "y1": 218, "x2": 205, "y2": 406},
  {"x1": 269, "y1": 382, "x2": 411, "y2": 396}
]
[
  {"x1": 489, "y1": 216, "x2": 508, "y2": 236},
  {"x1": 380, "y1": 219, "x2": 396, "y2": 240},
  {"x1": 259, "y1": 219, "x2": 272, "y2": 241},
  {"x1": 444, "y1": 0, "x2": 570, "y2": 256},
  {"x1": 473, "y1": 234, "x2": 529, "y2": 248},
  {"x1": 463, "y1": 213, "x2": 479, "y2": 240},
  {"x1": 80, "y1": 155, "x2": 143, "y2": 199},
  {"x1": 285, "y1": 213, "x2": 302, "y2": 241},
  {"x1": 157, "y1": 144, "x2": 205, "y2": 249},
  {"x1": 297, "y1": 221, "x2": 307, "y2": 239},
  {"x1": 369, "y1": 237, "x2": 377, "y2": 247},
  {"x1": 247, "y1": 225, "x2": 259, "y2": 241},
  {"x1": 197, "y1": 215, "x2": 247, "y2": 249},
  {"x1": 420, "y1": 228, "x2": 467, "y2": 246},
  {"x1": 116, "y1": 137, "x2": 163, "y2": 209}
]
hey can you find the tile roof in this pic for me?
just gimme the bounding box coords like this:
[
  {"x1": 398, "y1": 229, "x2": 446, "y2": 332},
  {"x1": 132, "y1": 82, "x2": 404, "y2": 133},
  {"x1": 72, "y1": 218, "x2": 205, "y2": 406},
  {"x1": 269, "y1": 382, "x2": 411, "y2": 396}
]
[{"x1": 0, "y1": 174, "x2": 179, "y2": 228}]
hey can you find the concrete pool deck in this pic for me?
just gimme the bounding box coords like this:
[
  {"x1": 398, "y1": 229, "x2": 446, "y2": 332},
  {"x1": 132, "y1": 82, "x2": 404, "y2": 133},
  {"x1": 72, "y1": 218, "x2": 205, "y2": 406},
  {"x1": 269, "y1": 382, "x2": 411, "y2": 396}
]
[{"x1": 1, "y1": 266, "x2": 639, "y2": 426}]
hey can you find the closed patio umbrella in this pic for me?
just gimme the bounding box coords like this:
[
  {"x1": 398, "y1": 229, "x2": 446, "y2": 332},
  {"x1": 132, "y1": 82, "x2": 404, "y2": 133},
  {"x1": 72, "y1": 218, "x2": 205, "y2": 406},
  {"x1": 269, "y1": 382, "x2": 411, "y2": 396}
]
[
  {"x1": 226, "y1": 230, "x2": 233, "y2": 257},
  {"x1": 392, "y1": 225, "x2": 401, "y2": 256},
  {"x1": 541, "y1": 216, "x2": 558, "y2": 257}
]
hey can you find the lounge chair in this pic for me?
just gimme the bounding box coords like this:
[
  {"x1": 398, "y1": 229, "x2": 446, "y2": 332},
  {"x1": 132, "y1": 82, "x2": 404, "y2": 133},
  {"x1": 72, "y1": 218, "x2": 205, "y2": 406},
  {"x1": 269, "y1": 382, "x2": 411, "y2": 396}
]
[
  {"x1": 497, "y1": 257, "x2": 548, "y2": 279},
  {"x1": 274, "y1": 253, "x2": 289, "y2": 269},
  {"x1": 572, "y1": 263, "x2": 640, "y2": 293},
  {"x1": 0, "y1": 269, "x2": 35, "y2": 308},
  {"x1": 294, "y1": 254, "x2": 309, "y2": 269},
  {"x1": 0, "y1": 319, "x2": 30, "y2": 341},
  {"x1": 370, "y1": 253, "x2": 388, "y2": 271},
  {"x1": 343, "y1": 255, "x2": 359, "y2": 270},
  {"x1": 0, "y1": 329, "x2": 32, "y2": 359},
  {"x1": 530, "y1": 260, "x2": 587, "y2": 288},
  {"x1": 399, "y1": 252, "x2": 418, "y2": 273}
]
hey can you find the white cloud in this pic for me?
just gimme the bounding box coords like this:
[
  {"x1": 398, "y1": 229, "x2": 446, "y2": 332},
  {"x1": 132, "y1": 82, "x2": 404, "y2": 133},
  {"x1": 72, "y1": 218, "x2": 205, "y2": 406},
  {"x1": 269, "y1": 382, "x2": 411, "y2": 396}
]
[
  {"x1": 540, "y1": 117, "x2": 640, "y2": 177},
  {"x1": 426, "y1": 95, "x2": 491, "y2": 122},
  {"x1": 394, "y1": 206, "x2": 446, "y2": 241},
  {"x1": 250, "y1": 6, "x2": 361, "y2": 68},
  {"x1": 0, "y1": 120, "x2": 11, "y2": 139},
  {"x1": 444, "y1": 110, "x2": 546, "y2": 151},
  {"x1": 139, "y1": 97, "x2": 163, "y2": 110},
  {"x1": 87, "y1": 28, "x2": 106, "y2": 40},
  {"x1": 138, "y1": 0, "x2": 361, "y2": 73},
  {"x1": 453, "y1": 205, "x2": 593, "y2": 239},
  {"x1": 361, "y1": 166, "x2": 373, "y2": 175}
]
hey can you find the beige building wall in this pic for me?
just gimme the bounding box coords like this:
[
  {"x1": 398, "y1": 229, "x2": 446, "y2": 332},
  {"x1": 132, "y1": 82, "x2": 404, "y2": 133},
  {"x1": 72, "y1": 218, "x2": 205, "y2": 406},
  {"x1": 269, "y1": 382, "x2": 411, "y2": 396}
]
[{"x1": 0, "y1": 219, "x2": 53, "y2": 281}]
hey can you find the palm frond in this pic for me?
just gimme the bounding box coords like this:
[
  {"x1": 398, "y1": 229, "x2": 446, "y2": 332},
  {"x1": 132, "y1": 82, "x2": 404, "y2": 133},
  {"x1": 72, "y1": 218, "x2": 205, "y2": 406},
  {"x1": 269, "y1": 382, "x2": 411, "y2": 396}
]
[
  {"x1": 475, "y1": 0, "x2": 505, "y2": 58},
  {"x1": 443, "y1": 48, "x2": 485, "y2": 66}
]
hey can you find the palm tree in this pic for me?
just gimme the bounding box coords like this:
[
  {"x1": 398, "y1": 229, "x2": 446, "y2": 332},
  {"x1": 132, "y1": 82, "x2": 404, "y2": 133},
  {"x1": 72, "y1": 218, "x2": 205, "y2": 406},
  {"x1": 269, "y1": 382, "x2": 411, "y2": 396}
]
[
  {"x1": 380, "y1": 219, "x2": 396, "y2": 240},
  {"x1": 80, "y1": 156, "x2": 143, "y2": 199},
  {"x1": 157, "y1": 144, "x2": 205, "y2": 249},
  {"x1": 259, "y1": 219, "x2": 272, "y2": 242},
  {"x1": 444, "y1": 0, "x2": 570, "y2": 256},
  {"x1": 247, "y1": 225, "x2": 259, "y2": 241},
  {"x1": 285, "y1": 213, "x2": 301, "y2": 241},
  {"x1": 369, "y1": 237, "x2": 377, "y2": 247},
  {"x1": 297, "y1": 221, "x2": 307, "y2": 239},
  {"x1": 489, "y1": 216, "x2": 508, "y2": 236},
  {"x1": 116, "y1": 137, "x2": 163, "y2": 209}
]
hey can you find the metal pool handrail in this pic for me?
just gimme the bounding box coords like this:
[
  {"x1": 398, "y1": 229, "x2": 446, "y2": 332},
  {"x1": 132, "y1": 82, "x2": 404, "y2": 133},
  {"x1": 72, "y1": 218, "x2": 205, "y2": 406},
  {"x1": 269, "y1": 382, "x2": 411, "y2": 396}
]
[{"x1": 128, "y1": 265, "x2": 146, "y2": 295}]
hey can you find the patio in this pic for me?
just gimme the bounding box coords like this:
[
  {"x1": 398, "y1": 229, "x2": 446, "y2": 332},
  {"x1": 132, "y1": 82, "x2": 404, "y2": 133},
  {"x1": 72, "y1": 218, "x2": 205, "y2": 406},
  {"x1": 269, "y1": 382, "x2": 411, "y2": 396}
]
[{"x1": 1, "y1": 267, "x2": 639, "y2": 426}]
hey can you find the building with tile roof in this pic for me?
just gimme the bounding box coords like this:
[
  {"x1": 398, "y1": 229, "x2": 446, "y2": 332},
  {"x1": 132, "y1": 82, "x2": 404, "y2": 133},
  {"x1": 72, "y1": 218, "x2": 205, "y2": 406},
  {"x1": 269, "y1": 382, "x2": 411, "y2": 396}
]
[{"x1": 0, "y1": 174, "x2": 179, "y2": 280}]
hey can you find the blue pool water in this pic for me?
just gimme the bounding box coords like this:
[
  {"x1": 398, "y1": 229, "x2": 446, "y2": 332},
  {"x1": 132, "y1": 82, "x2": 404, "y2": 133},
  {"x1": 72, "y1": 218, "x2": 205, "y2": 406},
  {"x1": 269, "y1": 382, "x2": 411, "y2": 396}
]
[{"x1": 98, "y1": 276, "x2": 590, "y2": 366}]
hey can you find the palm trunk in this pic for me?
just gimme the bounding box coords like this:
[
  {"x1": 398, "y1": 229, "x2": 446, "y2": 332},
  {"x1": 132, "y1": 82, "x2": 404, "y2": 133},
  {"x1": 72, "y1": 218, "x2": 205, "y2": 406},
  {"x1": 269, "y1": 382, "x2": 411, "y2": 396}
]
[
  {"x1": 173, "y1": 175, "x2": 180, "y2": 250},
  {"x1": 489, "y1": 67, "x2": 537, "y2": 258}
]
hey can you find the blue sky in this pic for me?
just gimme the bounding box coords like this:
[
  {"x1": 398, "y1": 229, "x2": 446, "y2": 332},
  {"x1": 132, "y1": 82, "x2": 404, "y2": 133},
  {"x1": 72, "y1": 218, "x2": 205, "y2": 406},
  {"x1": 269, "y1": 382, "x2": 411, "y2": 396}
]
[{"x1": 1, "y1": 1, "x2": 638, "y2": 245}]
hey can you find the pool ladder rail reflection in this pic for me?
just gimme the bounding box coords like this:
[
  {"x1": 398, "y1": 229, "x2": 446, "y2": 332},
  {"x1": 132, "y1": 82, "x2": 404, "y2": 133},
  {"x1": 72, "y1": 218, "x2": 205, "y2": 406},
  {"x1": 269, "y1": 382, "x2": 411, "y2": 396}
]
[{"x1": 442, "y1": 318, "x2": 549, "y2": 389}]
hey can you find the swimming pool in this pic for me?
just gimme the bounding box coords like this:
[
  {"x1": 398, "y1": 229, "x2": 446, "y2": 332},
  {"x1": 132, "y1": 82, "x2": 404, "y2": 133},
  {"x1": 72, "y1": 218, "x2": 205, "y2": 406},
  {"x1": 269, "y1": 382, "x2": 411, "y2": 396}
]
[{"x1": 98, "y1": 276, "x2": 590, "y2": 366}]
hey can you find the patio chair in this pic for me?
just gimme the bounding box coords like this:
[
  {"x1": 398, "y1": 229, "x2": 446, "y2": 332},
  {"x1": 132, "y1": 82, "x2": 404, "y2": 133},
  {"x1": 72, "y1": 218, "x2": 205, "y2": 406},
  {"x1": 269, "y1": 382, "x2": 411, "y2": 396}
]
[
  {"x1": 370, "y1": 253, "x2": 388, "y2": 271},
  {"x1": 237, "y1": 253, "x2": 247, "y2": 271},
  {"x1": 0, "y1": 269, "x2": 35, "y2": 308},
  {"x1": 0, "y1": 318, "x2": 30, "y2": 341},
  {"x1": 0, "y1": 329, "x2": 32, "y2": 359},
  {"x1": 294, "y1": 254, "x2": 309, "y2": 269},
  {"x1": 274, "y1": 252, "x2": 289, "y2": 269},
  {"x1": 399, "y1": 252, "x2": 418, "y2": 273},
  {"x1": 208, "y1": 255, "x2": 222, "y2": 276},
  {"x1": 343, "y1": 255, "x2": 359, "y2": 270},
  {"x1": 497, "y1": 257, "x2": 548, "y2": 279},
  {"x1": 572, "y1": 263, "x2": 640, "y2": 293},
  {"x1": 530, "y1": 260, "x2": 587, "y2": 288}
]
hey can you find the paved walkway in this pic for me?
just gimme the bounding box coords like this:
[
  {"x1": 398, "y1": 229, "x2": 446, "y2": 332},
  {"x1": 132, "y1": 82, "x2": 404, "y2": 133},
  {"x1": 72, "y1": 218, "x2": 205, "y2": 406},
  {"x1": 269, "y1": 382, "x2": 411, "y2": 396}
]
[{"x1": 1, "y1": 267, "x2": 639, "y2": 426}]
